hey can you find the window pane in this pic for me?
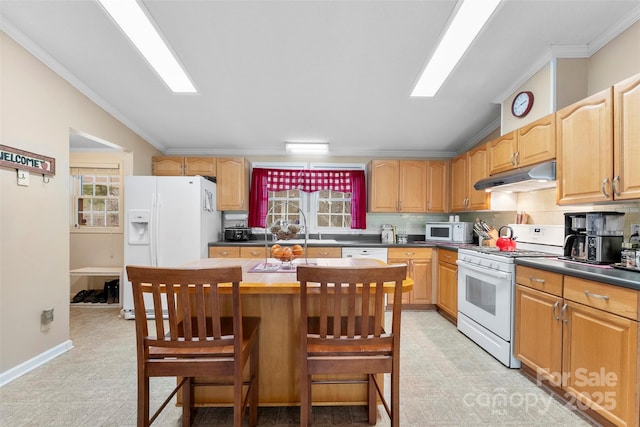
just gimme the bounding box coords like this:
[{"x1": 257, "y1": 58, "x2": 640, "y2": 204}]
[{"x1": 106, "y1": 199, "x2": 119, "y2": 211}]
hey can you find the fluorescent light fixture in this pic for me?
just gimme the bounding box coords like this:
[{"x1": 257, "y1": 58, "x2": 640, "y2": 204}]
[
  {"x1": 98, "y1": 0, "x2": 197, "y2": 93},
  {"x1": 411, "y1": 0, "x2": 501, "y2": 97},
  {"x1": 285, "y1": 142, "x2": 330, "y2": 154}
]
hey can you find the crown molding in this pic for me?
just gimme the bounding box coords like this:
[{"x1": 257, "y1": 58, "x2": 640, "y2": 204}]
[
  {"x1": 0, "y1": 18, "x2": 166, "y2": 153},
  {"x1": 493, "y1": 7, "x2": 640, "y2": 105}
]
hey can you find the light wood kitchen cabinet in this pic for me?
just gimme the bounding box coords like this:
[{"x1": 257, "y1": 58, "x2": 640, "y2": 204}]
[
  {"x1": 488, "y1": 131, "x2": 518, "y2": 175},
  {"x1": 152, "y1": 156, "x2": 216, "y2": 176},
  {"x1": 240, "y1": 246, "x2": 267, "y2": 259},
  {"x1": 613, "y1": 72, "x2": 640, "y2": 200},
  {"x1": 450, "y1": 145, "x2": 490, "y2": 212},
  {"x1": 515, "y1": 266, "x2": 640, "y2": 427},
  {"x1": 185, "y1": 157, "x2": 216, "y2": 176},
  {"x1": 426, "y1": 160, "x2": 449, "y2": 212},
  {"x1": 489, "y1": 114, "x2": 556, "y2": 175},
  {"x1": 216, "y1": 157, "x2": 250, "y2": 211},
  {"x1": 152, "y1": 156, "x2": 185, "y2": 176},
  {"x1": 556, "y1": 87, "x2": 613, "y2": 204},
  {"x1": 208, "y1": 246, "x2": 241, "y2": 258},
  {"x1": 368, "y1": 160, "x2": 427, "y2": 212},
  {"x1": 436, "y1": 249, "x2": 457, "y2": 321},
  {"x1": 387, "y1": 247, "x2": 432, "y2": 308},
  {"x1": 306, "y1": 247, "x2": 341, "y2": 258},
  {"x1": 450, "y1": 153, "x2": 468, "y2": 211}
]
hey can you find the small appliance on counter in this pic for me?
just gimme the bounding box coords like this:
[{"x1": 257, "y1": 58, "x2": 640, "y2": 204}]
[
  {"x1": 223, "y1": 213, "x2": 251, "y2": 241},
  {"x1": 563, "y1": 212, "x2": 587, "y2": 261},
  {"x1": 381, "y1": 224, "x2": 396, "y2": 244},
  {"x1": 563, "y1": 211, "x2": 624, "y2": 264},
  {"x1": 425, "y1": 221, "x2": 473, "y2": 243}
]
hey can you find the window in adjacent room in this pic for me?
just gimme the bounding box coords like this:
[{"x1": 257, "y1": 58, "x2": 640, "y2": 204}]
[{"x1": 70, "y1": 164, "x2": 122, "y2": 232}]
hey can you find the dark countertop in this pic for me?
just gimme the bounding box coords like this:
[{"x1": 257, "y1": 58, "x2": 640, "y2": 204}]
[
  {"x1": 516, "y1": 257, "x2": 640, "y2": 291},
  {"x1": 209, "y1": 238, "x2": 471, "y2": 252}
]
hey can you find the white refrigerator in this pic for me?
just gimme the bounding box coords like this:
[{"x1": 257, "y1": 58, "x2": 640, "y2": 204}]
[{"x1": 122, "y1": 176, "x2": 221, "y2": 319}]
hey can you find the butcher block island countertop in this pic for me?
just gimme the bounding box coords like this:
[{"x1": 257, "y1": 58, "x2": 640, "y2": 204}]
[{"x1": 180, "y1": 257, "x2": 413, "y2": 407}]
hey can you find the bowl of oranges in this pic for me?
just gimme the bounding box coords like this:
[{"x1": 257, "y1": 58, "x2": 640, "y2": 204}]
[{"x1": 270, "y1": 243, "x2": 304, "y2": 264}]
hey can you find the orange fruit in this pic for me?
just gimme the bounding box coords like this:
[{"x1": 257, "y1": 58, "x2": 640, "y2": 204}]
[
  {"x1": 270, "y1": 244, "x2": 281, "y2": 255},
  {"x1": 271, "y1": 247, "x2": 284, "y2": 259},
  {"x1": 292, "y1": 244, "x2": 304, "y2": 257},
  {"x1": 281, "y1": 247, "x2": 293, "y2": 261}
]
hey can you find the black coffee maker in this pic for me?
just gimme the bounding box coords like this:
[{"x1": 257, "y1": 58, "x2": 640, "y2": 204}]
[
  {"x1": 564, "y1": 211, "x2": 624, "y2": 264},
  {"x1": 564, "y1": 213, "x2": 587, "y2": 261}
]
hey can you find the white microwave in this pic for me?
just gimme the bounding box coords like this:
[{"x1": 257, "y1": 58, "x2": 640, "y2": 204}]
[{"x1": 425, "y1": 222, "x2": 473, "y2": 243}]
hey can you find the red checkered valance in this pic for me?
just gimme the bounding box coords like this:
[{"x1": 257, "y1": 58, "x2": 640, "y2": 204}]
[
  {"x1": 248, "y1": 168, "x2": 366, "y2": 229},
  {"x1": 265, "y1": 169, "x2": 352, "y2": 192}
]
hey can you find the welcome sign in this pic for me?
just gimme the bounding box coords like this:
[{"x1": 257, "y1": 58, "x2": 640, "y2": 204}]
[{"x1": 0, "y1": 145, "x2": 55, "y2": 176}]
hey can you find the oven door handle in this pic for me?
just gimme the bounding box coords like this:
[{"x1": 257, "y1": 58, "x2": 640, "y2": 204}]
[{"x1": 456, "y1": 259, "x2": 511, "y2": 281}]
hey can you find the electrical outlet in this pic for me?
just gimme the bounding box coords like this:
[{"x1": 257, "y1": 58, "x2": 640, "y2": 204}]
[{"x1": 41, "y1": 308, "x2": 54, "y2": 325}]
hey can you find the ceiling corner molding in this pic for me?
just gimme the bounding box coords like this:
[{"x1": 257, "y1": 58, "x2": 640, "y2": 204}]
[
  {"x1": 587, "y1": 4, "x2": 640, "y2": 56},
  {"x1": 0, "y1": 17, "x2": 166, "y2": 153},
  {"x1": 492, "y1": 6, "x2": 640, "y2": 106},
  {"x1": 549, "y1": 44, "x2": 590, "y2": 58},
  {"x1": 457, "y1": 117, "x2": 501, "y2": 154}
]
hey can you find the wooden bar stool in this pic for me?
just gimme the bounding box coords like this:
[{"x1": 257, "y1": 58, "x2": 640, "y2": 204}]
[
  {"x1": 296, "y1": 264, "x2": 407, "y2": 426},
  {"x1": 126, "y1": 265, "x2": 260, "y2": 427}
]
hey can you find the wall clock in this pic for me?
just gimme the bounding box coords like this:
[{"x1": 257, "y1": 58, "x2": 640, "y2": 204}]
[{"x1": 511, "y1": 91, "x2": 534, "y2": 118}]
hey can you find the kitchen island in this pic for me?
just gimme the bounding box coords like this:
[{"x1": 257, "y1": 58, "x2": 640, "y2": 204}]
[{"x1": 180, "y1": 257, "x2": 413, "y2": 407}]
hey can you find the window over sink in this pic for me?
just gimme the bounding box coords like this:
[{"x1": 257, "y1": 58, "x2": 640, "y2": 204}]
[{"x1": 250, "y1": 162, "x2": 364, "y2": 235}]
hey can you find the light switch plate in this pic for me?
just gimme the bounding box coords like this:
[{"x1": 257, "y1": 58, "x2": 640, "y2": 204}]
[{"x1": 17, "y1": 170, "x2": 29, "y2": 187}]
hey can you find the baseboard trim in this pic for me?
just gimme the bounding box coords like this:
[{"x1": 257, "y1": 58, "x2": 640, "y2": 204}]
[{"x1": 0, "y1": 339, "x2": 74, "y2": 388}]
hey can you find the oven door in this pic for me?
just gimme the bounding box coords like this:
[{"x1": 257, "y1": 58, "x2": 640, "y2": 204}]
[{"x1": 457, "y1": 259, "x2": 513, "y2": 341}]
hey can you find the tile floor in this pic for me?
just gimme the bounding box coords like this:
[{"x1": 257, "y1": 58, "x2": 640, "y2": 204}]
[{"x1": 0, "y1": 307, "x2": 597, "y2": 426}]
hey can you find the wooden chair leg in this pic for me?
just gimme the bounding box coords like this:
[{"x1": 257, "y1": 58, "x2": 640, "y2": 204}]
[
  {"x1": 249, "y1": 339, "x2": 259, "y2": 427},
  {"x1": 368, "y1": 374, "x2": 377, "y2": 425},
  {"x1": 300, "y1": 373, "x2": 310, "y2": 427},
  {"x1": 182, "y1": 377, "x2": 192, "y2": 427},
  {"x1": 391, "y1": 371, "x2": 400, "y2": 427},
  {"x1": 139, "y1": 373, "x2": 150, "y2": 427}
]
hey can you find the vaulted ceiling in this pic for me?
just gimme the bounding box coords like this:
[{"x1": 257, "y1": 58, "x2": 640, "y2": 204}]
[{"x1": 2, "y1": 0, "x2": 639, "y2": 157}]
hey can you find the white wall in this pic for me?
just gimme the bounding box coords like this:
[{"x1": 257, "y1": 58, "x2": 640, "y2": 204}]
[{"x1": 0, "y1": 31, "x2": 160, "y2": 382}]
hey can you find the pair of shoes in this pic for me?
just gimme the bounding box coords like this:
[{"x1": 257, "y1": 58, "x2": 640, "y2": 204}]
[
  {"x1": 71, "y1": 290, "x2": 88, "y2": 303},
  {"x1": 94, "y1": 290, "x2": 106, "y2": 303},
  {"x1": 104, "y1": 279, "x2": 120, "y2": 304},
  {"x1": 83, "y1": 289, "x2": 97, "y2": 303}
]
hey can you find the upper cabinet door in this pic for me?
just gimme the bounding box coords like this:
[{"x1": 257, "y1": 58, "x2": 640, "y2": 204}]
[
  {"x1": 613, "y1": 73, "x2": 640, "y2": 201},
  {"x1": 556, "y1": 87, "x2": 613, "y2": 205},
  {"x1": 426, "y1": 160, "x2": 448, "y2": 212},
  {"x1": 185, "y1": 157, "x2": 216, "y2": 177},
  {"x1": 369, "y1": 160, "x2": 400, "y2": 212},
  {"x1": 467, "y1": 144, "x2": 490, "y2": 211},
  {"x1": 489, "y1": 131, "x2": 518, "y2": 175},
  {"x1": 398, "y1": 160, "x2": 427, "y2": 212},
  {"x1": 216, "y1": 157, "x2": 249, "y2": 211},
  {"x1": 517, "y1": 113, "x2": 556, "y2": 168},
  {"x1": 450, "y1": 153, "x2": 468, "y2": 212},
  {"x1": 152, "y1": 156, "x2": 184, "y2": 176}
]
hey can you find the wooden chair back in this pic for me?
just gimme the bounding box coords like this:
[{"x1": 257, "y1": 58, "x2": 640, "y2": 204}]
[
  {"x1": 296, "y1": 264, "x2": 406, "y2": 348},
  {"x1": 127, "y1": 266, "x2": 244, "y2": 356}
]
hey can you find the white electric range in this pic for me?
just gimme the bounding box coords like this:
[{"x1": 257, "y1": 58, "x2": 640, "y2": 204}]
[{"x1": 456, "y1": 224, "x2": 564, "y2": 368}]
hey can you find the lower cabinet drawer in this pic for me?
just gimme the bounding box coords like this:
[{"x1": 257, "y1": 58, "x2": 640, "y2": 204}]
[
  {"x1": 240, "y1": 247, "x2": 267, "y2": 258},
  {"x1": 564, "y1": 276, "x2": 639, "y2": 320},
  {"x1": 209, "y1": 246, "x2": 241, "y2": 258},
  {"x1": 516, "y1": 266, "x2": 563, "y2": 297}
]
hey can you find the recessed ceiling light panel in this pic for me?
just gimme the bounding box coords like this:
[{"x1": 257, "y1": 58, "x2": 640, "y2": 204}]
[
  {"x1": 411, "y1": 0, "x2": 501, "y2": 97},
  {"x1": 98, "y1": 0, "x2": 197, "y2": 93},
  {"x1": 284, "y1": 142, "x2": 330, "y2": 154}
]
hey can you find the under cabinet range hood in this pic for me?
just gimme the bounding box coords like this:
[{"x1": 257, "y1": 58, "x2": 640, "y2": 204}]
[{"x1": 474, "y1": 161, "x2": 556, "y2": 192}]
